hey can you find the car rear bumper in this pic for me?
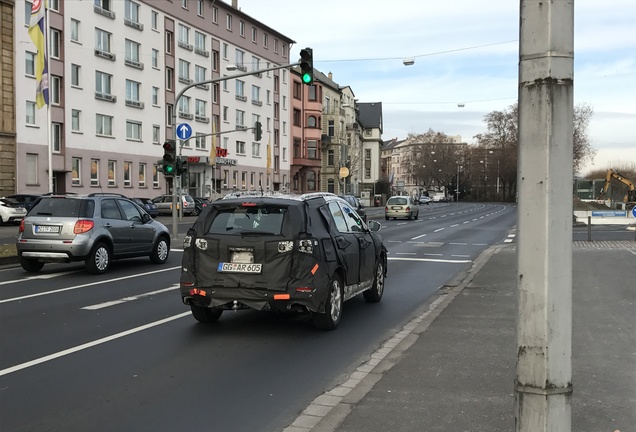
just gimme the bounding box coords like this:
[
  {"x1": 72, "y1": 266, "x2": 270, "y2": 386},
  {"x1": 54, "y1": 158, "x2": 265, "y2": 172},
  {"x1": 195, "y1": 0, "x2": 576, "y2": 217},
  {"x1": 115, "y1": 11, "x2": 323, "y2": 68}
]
[
  {"x1": 181, "y1": 286, "x2": 325, "y2": 314},
  {"x1": 16, "y1": 237, "x2": 93, "y2": 261},
  {"x1": 385, "y1": 210, "x2": 411, "y2": 218}
]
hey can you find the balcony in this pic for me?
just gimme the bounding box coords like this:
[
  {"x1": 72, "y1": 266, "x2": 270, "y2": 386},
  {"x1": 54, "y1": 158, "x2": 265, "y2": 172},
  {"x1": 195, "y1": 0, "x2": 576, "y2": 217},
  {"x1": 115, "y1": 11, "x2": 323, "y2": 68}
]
[
  {"x1": 95, "y1": 92, "x2": 117, "y2": 102},
  {"x1": 235, "y1": 95, "x2": 247, "y2": 102},
  {"x1": 124, "y1": 58, "x2": 144, "y2": 70},
  {"x1": 194, "y1": 47, "x2": 209, "y2": 57},
  {"x1": 124, "y1": 18, "x2": 143, "y2": 31},
  {"x1": 179, "y1": 112, "x2": 194, "y2": 120},
  {"x1": 93, "y1": 5, "x2": 115, "y2": 19},
  {"x1": 178, "y1": 77, "x2": 193, "y2": 85},
  {"x1": 94, "y1": 49, "x2": 116, "y2": 61},
  {"x1": 195, "y1": 115, "x2": 209, "y2": 123},
  {"x1": 125, "y1": 99, "x2": 145, "y2": 109},
  {"x1": 178, "y1": 41, "x2": 193, "y2": 51}
]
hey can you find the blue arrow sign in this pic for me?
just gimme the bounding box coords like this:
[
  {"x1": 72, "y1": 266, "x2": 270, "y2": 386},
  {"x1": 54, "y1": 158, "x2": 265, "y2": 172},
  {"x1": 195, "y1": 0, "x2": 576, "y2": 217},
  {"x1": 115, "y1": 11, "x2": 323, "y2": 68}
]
[
  {"x1": 176, "y1": 123, "x2": 193, "y2": 140},
  {"x1": 632, "y1": 206, "x2": 636, "y2": 218}
]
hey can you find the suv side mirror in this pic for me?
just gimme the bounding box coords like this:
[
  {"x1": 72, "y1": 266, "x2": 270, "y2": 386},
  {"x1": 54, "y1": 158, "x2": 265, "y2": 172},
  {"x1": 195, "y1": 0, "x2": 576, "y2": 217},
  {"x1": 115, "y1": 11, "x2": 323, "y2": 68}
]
[
  {"x1": 142, "y1": 213, "x2": 152, "y2": 223},
  {"x1": 367, "y1": 220, "x2": 381, "y2": 232}
]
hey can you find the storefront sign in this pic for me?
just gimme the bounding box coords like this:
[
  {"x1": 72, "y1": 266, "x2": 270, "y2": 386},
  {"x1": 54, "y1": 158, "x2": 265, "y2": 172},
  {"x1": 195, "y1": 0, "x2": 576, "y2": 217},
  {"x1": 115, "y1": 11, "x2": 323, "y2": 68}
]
[{"x1": 216, "y1": 157, "x2": 237, "y2": 166}]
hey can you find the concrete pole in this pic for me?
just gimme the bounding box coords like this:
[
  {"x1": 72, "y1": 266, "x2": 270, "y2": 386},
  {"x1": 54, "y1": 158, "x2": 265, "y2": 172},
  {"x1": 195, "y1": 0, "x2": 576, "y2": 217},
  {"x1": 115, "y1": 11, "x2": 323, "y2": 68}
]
[{"x1": 516, "y1": 1, "x2": 574, "y2": 431}]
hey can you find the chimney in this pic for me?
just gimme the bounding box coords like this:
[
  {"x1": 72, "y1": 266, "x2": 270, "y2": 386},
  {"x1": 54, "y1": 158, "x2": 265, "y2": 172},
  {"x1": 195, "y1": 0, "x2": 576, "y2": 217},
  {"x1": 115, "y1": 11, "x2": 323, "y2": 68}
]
[
  {"x1": 232, "y1": 0, "x2": 238, "y2": 9},
  {"x1": 328, "y1": 72, "x2": 333, "y2": 80}
]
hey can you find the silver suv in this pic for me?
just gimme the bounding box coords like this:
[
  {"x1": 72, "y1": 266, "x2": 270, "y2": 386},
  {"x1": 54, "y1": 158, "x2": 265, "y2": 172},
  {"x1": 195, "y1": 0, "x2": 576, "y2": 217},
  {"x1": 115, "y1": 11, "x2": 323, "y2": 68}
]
[{"x1": 16, "y1": 193, "x2": 171, "y2": 274}]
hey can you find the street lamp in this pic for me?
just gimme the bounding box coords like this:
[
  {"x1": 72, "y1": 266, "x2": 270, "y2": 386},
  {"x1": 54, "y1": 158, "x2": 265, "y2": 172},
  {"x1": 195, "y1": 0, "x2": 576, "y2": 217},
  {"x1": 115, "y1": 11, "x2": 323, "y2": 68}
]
[{"x1": 456, "y1": 165, "x2": 463, "y2": 202}]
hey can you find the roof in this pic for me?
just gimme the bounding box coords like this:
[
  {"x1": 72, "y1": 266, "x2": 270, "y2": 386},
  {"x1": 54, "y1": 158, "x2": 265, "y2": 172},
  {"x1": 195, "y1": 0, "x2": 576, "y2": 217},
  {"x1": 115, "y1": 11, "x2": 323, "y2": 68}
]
[{"x1": 358, "y1": 102, "x2": 383, "y2": 131}]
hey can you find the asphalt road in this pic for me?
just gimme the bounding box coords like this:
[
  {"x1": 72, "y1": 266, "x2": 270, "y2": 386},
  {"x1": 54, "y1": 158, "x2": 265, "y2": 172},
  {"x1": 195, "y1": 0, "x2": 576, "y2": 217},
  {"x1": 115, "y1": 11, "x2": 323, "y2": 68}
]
[{"x1": 0, "y1": 203, "x2": 536, "y2": 431}]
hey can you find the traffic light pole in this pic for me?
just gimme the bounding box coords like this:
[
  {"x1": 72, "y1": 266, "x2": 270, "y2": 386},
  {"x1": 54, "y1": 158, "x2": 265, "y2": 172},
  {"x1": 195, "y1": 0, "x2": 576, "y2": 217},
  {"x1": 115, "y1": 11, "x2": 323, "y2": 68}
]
[{"x1": 168, "y1": 62, "x2": 301, "y2": 240}]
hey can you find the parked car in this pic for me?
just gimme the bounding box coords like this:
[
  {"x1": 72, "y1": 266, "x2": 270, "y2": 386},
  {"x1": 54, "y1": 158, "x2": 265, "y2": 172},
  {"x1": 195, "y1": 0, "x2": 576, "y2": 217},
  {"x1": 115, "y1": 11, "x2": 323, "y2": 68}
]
[
  {"x1": 152, "y1": 194, "x2": 196, "y2": 216},
  {"x1": 193, "y1": 197, "x2": 211, "y2": 216},
  {"x1": 180, "y1": 192, "x2": 388, "y2": 330},
  {"x1": 419, "y1": 196, "x2": 432, "y2": 205},
  {"x1": 338, "y1": 194, "x2": 367, "y2": 222},
  {"x1": 385, "y1": 196, "x2": 419, "y2": 220},
  {"x1": 16, "y1": 193, "x2": 171, "y2": 274},
  {"x1": 0, "y1": 198, "x2": 27, "y2": 225},
  {"x1": 6, "y1": 194, "x2": 41, "y2": 212},
  {"x1": 131, "y1": 197, "x2": 159, "y2": 218}
]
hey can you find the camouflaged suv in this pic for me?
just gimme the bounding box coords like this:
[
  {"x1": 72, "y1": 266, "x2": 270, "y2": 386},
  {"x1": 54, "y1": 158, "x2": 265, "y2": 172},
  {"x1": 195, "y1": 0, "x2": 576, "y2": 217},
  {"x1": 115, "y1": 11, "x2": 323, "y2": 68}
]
[{"x1": 180, "y1": 192, "x2": 387, "y2": 330}]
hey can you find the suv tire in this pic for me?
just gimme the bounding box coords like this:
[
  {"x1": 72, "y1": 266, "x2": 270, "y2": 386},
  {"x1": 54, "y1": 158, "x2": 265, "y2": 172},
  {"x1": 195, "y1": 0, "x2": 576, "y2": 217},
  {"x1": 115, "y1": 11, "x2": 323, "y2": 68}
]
[
  {"x1": 313, "y1": 274, "x2": 343, "y2": 330},
  {"x1": 86, "y1": 242, "x2": 111, "y2": 274},
  {"x1": 20, "y1": 256, "x2": 44, "y2": 273},
  {"x1": 191, "y1": 305, "x2": 223, "y2": 323},
  {"x1": 150, "y1": 236, "x2": 170, "y2": 264},
  {"x1": 363, "y1": 258, "x2": 385, "y2": 303}
]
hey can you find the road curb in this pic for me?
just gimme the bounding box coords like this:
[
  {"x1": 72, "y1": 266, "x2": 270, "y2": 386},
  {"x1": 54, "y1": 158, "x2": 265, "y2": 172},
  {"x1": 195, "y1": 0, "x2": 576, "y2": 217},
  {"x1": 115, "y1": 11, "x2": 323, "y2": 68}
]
[{"x1": 285, "y1": 244, "x2": 506, "y2": 432}]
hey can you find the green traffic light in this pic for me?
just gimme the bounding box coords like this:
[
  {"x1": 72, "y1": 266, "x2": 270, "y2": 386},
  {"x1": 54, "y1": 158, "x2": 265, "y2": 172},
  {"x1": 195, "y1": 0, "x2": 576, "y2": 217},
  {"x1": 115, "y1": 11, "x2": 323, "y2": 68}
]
[
  {"x1": 164, "y1": 165, "x2": 175, "y2": 174},
  {"x1": 302, "y1": 73, "x2": 312, "y2": 84}
]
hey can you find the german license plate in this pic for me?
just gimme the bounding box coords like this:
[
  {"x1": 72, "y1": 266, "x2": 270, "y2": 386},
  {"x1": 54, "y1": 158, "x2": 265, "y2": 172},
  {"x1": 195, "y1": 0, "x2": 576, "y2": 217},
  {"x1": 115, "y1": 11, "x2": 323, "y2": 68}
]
[
  {"x1": 218, "y1": 262, "x2": 262, "y2": 274},
  {"x1": 391, "y1": 206, "x2": 402, "y2": 210},
  {"x1": 35, "y1": 225, "x2": 60, "y2": 233}
]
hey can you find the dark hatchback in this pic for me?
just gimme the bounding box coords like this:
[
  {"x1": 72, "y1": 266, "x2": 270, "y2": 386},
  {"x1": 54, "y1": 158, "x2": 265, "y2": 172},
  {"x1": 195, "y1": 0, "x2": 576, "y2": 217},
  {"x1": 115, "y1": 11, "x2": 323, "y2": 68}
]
[
  {"x1": 338, "y1": 194, "x2": 367, "y2": 222},
  {"x1": 180, "y1": 193, "x2": 387, "y2": 330},
  {"x1": 132, "y1": 198, "x2": 159, "y2": 217}
]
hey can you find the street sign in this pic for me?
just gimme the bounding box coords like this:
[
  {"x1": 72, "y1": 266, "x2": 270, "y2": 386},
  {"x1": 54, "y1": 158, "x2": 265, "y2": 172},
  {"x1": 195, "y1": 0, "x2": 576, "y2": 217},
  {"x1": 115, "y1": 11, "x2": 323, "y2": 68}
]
[
  {"x1": 632, "y1": 206, "x2": 636, "y2": 218},
  {"x1": 339, "y1": 167, "x2": 350, "y2": 178},
  {"x1": 176, "y1": 123, "x2": 192, "y2": 140}
]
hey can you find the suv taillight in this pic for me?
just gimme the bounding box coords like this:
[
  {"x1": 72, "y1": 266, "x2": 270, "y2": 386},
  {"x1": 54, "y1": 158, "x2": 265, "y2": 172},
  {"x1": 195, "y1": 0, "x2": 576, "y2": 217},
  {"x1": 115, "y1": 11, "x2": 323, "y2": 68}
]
[
  {"x1": 19, "y1": 220, "x2": 25, "y2": 233},
  {"x1": 74, "y1": 220, "x2": 94, "y2": 234}
]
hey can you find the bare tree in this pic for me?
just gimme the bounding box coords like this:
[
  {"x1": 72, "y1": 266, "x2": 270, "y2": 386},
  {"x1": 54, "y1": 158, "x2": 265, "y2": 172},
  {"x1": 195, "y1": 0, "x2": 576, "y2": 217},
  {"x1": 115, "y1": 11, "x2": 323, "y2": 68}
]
[
  {"x1": 406, "y1": 129, "x2": 462, "y2": 194},
  {"x1": 573, "y1": 103, "x2": 596, "y2": 173}
]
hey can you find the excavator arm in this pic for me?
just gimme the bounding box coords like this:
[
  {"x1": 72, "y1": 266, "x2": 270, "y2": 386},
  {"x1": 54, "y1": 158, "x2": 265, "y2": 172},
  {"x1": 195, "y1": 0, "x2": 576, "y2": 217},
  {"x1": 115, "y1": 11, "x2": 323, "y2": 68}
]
[{"x1": 598, "y1": 169, "x2": 636, "y2": 203}]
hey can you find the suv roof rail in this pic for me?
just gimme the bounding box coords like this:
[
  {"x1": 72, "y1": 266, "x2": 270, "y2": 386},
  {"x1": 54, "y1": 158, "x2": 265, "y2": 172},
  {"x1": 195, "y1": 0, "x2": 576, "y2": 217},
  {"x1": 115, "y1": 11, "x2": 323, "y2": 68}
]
[
  {"x1": 87, "y1": 193, "x2": 129, "y2": 198},
  {"x1": 41, "y1": 192, "x2": 78, "y2": 196}
]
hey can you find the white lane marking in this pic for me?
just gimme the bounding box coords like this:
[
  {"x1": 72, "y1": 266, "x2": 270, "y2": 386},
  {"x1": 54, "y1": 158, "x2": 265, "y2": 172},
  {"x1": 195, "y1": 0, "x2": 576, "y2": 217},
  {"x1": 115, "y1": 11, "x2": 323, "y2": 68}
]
[
  {"x1": 451, "y1": 254, "x2": 471, "y2": 258},
  {"x1": 0, "y1": 312, "x2": 191, "y2": 377},
  {"x1": 395, "y1": 252, "x2": 417, "y2": 255},
  {"x1": 423, "y1": 253, "x2": 443, "y2": 256},
  {"x1": 388, "y1": 257, "x2": 471, "y2": 263},
  {"x1": 411, "y1": 233, "x2": 427, "y2": 240},
  {"x1": 0, "y1": 270, "x2": 81, "y2": 286},
  {"x1": 463, "y1": 221, "x2": 470, "y2": 224},
  {"x1": 387, "y1": 240, "x2": 402, "y2": 243},
  {"x1": 472, "y1": 218, "x2": 478, "y2": 221},
  {"x1": 472, "y1": 243, "x2": 488, "y2": 246},
  {"x1": 81, "y1": 285, "x2": 178, "y2": 310},
  {"x1": 504, "y1": 239, "x2": 514, "y2": 243},
  {"x1": 0, "y1": 266, "x2": 181, "y2": 304},
  {"x1": 449, "y1": 243, "x2": 467, "y2": 245},
  {"x1": 434, "y1": 228, "x2": 445, "y2": 232},
  {"x1": 397, "y1": 222, "x2": 408, "y2": 225},
  {"x1": 451, "y1": 224, "x2": 459, "y2": 227}
]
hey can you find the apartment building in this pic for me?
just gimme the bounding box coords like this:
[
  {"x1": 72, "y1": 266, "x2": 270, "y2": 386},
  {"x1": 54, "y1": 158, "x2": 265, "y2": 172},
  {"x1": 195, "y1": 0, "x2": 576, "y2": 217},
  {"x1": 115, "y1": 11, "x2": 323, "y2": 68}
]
[
  {"x1": 13, "y1": 0, "x2": 293, "y2": 198},
  {"x1": 0, "y1": 0, "x2": 16, "y2": 197}
]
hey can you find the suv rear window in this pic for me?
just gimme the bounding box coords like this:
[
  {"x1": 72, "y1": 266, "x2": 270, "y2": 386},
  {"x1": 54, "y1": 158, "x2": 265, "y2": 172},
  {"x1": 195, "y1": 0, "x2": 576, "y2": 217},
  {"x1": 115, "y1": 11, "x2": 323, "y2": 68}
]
[
  {"x1": 29, "y1": 197, "x2": 94, "y2": 218},
  {"x1": 207, "y1": 205, "x2": 287, "y2": 235}
]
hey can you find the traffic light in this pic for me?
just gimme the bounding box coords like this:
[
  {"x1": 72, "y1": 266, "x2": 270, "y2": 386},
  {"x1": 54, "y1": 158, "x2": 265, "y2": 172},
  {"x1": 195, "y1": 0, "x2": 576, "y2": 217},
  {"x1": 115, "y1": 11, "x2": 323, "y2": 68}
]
[
  {"x1": 162, "y1": 140, "x2": 177, "y2": 176},
  {"x1": 299, "y1": 48, "x2": 313, "y2": 85},
  {"x1": 156, "y1": 159, "x2": 165, "y2": 173},
  {"x1": 253, "y1": 121, "x2": 262, "y2": 141},
  {"x1": 177, "y1": 157, "x2": 188, "y2": 175}
]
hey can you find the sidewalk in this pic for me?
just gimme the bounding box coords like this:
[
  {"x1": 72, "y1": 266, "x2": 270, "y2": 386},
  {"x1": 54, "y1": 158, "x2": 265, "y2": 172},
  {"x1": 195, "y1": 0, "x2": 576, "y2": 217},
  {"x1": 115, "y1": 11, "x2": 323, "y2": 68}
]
[{"x1": 286, "y1": 241, "x2": 636, "y2": 432}]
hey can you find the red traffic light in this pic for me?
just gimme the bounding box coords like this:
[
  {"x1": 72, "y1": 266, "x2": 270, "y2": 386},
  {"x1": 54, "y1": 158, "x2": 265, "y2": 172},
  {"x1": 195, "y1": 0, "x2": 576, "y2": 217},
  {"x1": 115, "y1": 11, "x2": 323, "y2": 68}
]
[{"x1": 163, "y1": 141, "x2": 175, "y2": 152}]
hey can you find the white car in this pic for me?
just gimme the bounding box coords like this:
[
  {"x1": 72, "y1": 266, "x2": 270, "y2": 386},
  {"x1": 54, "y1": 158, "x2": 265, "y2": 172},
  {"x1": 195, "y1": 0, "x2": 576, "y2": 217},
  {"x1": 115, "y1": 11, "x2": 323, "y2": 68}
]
[
  {"x1": 0, "y1": 198, "x2": 27, "y2": 225},
  {"x1": 385, "y1": 196, "x2": 419, "y2": 220}
]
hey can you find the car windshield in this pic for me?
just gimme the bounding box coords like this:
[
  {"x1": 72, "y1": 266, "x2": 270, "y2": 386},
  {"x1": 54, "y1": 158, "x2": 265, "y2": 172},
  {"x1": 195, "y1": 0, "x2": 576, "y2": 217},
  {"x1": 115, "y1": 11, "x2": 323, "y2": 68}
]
[
  {"x1": 388, "y1": 197, "x2": 408, "y2": 205},
  {"x1": 207, "y1": 205, "x2": 287, "y2": 235},
  {"x1": 29, "y1": 197, "x2": 94, "y2": 218}
]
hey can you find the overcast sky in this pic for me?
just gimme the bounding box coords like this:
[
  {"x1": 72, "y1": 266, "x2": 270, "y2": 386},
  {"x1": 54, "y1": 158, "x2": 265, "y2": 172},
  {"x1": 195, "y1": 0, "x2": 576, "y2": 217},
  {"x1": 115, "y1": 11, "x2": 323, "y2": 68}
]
[{"x1": 235, "y1": 0, "x2": 635, "y2": 175}]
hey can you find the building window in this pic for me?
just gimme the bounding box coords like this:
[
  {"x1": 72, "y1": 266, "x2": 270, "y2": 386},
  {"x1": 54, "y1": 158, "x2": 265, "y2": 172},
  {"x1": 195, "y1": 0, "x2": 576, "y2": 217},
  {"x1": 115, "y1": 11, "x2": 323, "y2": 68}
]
[
  {"x1": 166, "y1": 67, "x2": 174, "y2": 91},
  {"x1": 51, "y1": 122, "x2": 62, "y2": 152},
  {"x1": 328, "y1": 149, "x2": 335, "y2": 166},
  {"x1": 179, "y1": 59, "x2": 191, "y2": 81},
  {"x1": 293, "y1": 138, "x2": 300, "y2": 158},
  {"x1": 222, "y1": 106, "x2": 228, "y2": 122},
  {"x1": 165, "y1": 30, "x2": 173, "y2": 54},
  {"x1": 152, "y1": 87, "x2": 159, "y2": 105},
  {"x1": 123, "y1": 161, "x2": 132, "y2": 187},
  {"x1": 91, "y1": 159, "x2": 100, "y2": 186},
  {"x1": 307, "y1": 140, "x2": 317, "y2": 159},
  {"x1": 195, "y1": 65, "x2": 206, "y2": 83},
  {"x1": 263, "y1": 33, "x2": 268, "y2": 48},
  {"x1": 178, "y1": 24, "x2": 190, "y2": 46},
  {"x1": 153, "y1": 164, "x2": 159, "y2": 187},
  {"x1": 126, "y1": 79, "x2": 141, "y2": 103},
  {"x1": 274, "y1": 39, "x2": 279, "y2": 54},
  {"x1": 25, "y1": 52, "x2": 36, "y2": 76},
  {"x1": 24, "y1": 1, "x2": 31, "y2": 26},
  {"x1": 252, "y1": 142, "x2": 260, "y2": 157},
  {"x1": 308, "y1": 85, "x2": 317, "y2": 101},
  {"x1": 195, "y1": 31, "x2": 206, "y2": 53},
  {"x1": 151, "y1": 11, "x2": 158, "y2": 30},
  {"x1": 167, "y1": 104, "x2": 174, "y2": 126},
  {"x1": 71, "y1": 64, "x2": 80, "y2": 87},
  {"x1": 26, "y1": 101, "x2": 36, "y2": 125},
  {"x1": 49, "y1": 29, "x2": 61, "y2": 59},
  {"x1": 307, "y1": 171, "x2": 316, "y2": 191},
  {"x1": 195, "y1": 99, "x2": 207, "y2": 118},
  {"x1": 239, "y1": 21, "x2": 245, "y2": 37},
  {"x1": 72, "y1": 157, "x2": 81, "y2": 186},
  {"x1": 126, "y1": 121, "x2": 142, "y2": 141},
  {"x1": 235, "y1": 110, "x2": 245, "y2": 128},
  {"x1": 251, "y1": 27, "x2": 257, "y2": 43},
  {"x1": 49, "y1": 0, "x2": 59, "y2": 11},
  {"x1": 212, "y1": 6, "x2": 218, "y2": 23},
  {"x1": 222, "y1": 43, "x2": 228, "y2": 59},
  {"x1": 235, "y1": 49, "x2": 245, "y2": 68},
  {"x1": 152, "y1": 49, "x2": 159, "y2": 68},
  {"x1": 252, "y1": 85, "x2": 260, "y2": 103},
  {"x1": 139, "y1": 163, "x2": 146, "y2": 187},
  {"x1": 26, "y1": 153, "x2": 38, "y2": 185},
  {"x1": 50, "y1": 76, "x2": 61, "y2": 105},
  {"x1": 236, "y1": 80, "x2": 245, "y2": 98},
  {"x1": 195, "y1": 133, "x2": 205, "y2": 149},
  {"x1": 70, "y1": 19, "x2": 80, "y2": 42},
  {"x1": 365, "y1": 166, "x2": 371, "y2": 178},
  {"x1": 108, "y1": 160, "x2": 116, "y2": 186},
  {"x1": 71, "y1": 109, "x2": 81, "y2": 132},
  {"x1": 96, "y1": 113, "x2": 113, "y2": 136},
  {"x1": 95, "y1": 28, "x2": 112, "y2": 53},
  {"x1": 197, "y1": 0, "x2": 204, "y2": 16},
  {"x1": 124, "y1": 0, "x2": 141, "y2": 25},
  {"x1": 125, "y1": 39, "x2": 141, "y2": 64},
  {"x1": 236, "y1": 141, "x2": 245, "y2": 155},
  {"x1": 182, "y1": 0, "x2": 188, "y2": 9},
  {"x1": 226, "y1": 13, "x2": 232, "y2": 30},
  {"x1": 179, "y1": 96, "x2": 191, "y2": 116},
  {"x1": 95, "y1": 71, "x2": 113, "y2": 96},
  {"x1": 327, "y1": 178, "x2": 335, "y2": 193},
  {"x1": 293, "y1": 109, "x2": 301, "y2": 127},
  {"x1": 153, "y1": 125, "x2": 160, "y2": 143},
  {"x1": 328, "y1": 120, "x2": 335, "y2": 137}
]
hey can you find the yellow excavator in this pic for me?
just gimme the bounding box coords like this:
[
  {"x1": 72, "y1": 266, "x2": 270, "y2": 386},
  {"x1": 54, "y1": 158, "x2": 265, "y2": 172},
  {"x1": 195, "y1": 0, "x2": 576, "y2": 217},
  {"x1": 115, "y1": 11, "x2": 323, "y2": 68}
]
[{"x1": 597, "y1": 169, "x2": 636, "y2": 208}]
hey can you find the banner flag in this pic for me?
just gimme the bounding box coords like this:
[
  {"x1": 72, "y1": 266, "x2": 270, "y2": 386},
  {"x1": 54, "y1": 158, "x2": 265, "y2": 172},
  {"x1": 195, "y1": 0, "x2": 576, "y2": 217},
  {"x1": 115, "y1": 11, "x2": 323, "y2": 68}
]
[{"x1": 28, "y1": 0, "x2": 49, "y2": 108}]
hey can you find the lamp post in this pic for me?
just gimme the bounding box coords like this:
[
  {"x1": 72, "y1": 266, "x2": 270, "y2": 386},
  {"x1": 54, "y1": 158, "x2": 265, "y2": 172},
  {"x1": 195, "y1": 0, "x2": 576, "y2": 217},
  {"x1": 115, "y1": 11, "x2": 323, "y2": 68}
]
[{"x1": 456, "y1": 165, "x2": 462, "y2": 202}]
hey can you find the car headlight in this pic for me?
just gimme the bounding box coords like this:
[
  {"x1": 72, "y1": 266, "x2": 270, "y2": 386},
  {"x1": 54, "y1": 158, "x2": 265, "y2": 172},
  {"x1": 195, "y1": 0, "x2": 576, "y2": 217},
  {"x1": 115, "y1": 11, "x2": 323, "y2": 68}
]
[
  {"x1": 278, "y1": 241, "x2": 293, "y2": 253},
  {"x1": 298, "y1": 239, "x2": 315, "y2": 254}
]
